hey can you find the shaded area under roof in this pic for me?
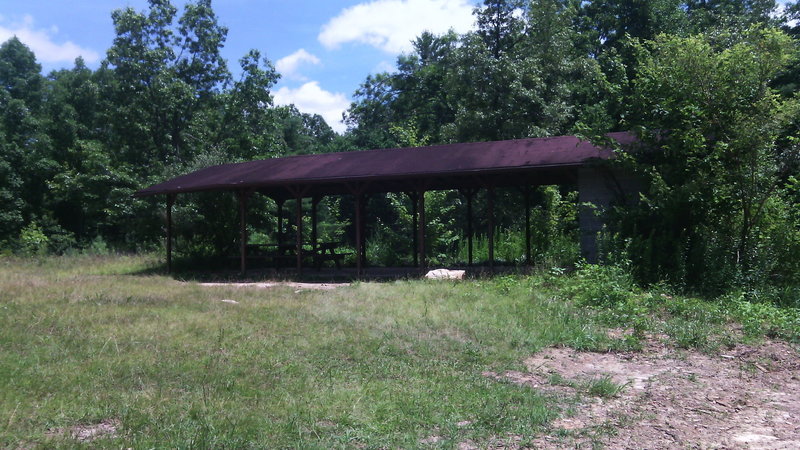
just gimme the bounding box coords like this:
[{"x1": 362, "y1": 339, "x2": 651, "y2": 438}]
[{"x1": 136, "y1": 132, "x2": 635, "y2": 198}]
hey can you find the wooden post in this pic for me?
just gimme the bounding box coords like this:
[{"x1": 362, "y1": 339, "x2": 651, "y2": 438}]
[
  {"x1": 238, "y1": 191, "x2": 248, "y2": 275},
  {"x1": 166, "y1": 194, "x2": 175, "y2": 273},
  {"x1": 355, "y1": 193, "x2": 363, "y2": 277},
  {"x1": 524, "y1": 187, "x2": 532, "y2": 266},
  {"x1": 487, "y1": 187, "x2": 494, "y2": 271},
  {"x1": 418, "y1": 189, "x2": 426, "y2": 269},
  {"x1": 408, "y1": 192, "x2": 418, "y2": 267},
  {"x1": 295, "y1": 196, "x2": 303, "y2": 273},
  {"x1": 360, "y1": 195, "x2": 368, "y2": 267},
  {"x1": 276, "y1": 198, "x2": 284, "y2": 248},
  {"x1": 311, "y1": 196, "x2": 320, "y2": 253},
  {"x1": 466, "y1": 190, "x2": 474, "y2": 267}
]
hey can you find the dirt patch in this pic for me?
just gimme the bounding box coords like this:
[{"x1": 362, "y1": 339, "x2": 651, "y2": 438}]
[
  {"x1": 420, "y1": 434, "x2": 445, "y2": 445},
  {"x1": 198, "y1": 281, "x2": 349, "y2": 291},
  {"x1": 47, "y1": 419, "x2": 120, "y2": 442},
  {"x1": 486, "y1": 340, "x2": 800, "y2": 449}
]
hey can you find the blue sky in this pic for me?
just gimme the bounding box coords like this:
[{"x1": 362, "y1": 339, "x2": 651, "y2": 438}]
[
  {"x1": 3, "y1": 1, "x2": 794, "y2": 132},
  {"x1": 0, "y1": 0, "x2": 480, "y2": 132}
]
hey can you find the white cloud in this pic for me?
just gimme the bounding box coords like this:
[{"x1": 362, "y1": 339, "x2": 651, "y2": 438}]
[
  {"x1": 274, "y1": 81, "x2": 351, "y2": 134},
  {"x1": 0, "y1": 15, "x2": 99, "y2": 64},
  {"x1": 275, "y1": 48, "x2": 321, "y2": 81},
  {"x1": 774, "y1": 3, "x2": 798, "y2": 27},
  {"x1": 373, "y1": 60, "x2": 396, "y2": 74},
  {"x1": 319, "y1": 0, "x2": 475, "y2": 54}
]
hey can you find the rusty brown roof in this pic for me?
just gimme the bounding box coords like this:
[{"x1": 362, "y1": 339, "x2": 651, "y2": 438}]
[{"x1": 135, "y1": 132, "x2": 634, "y2": 197}]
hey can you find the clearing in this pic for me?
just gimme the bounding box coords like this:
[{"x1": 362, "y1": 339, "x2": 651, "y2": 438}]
[{"x1": 0, "y1": 255, "x2": 797, "y2": 448}]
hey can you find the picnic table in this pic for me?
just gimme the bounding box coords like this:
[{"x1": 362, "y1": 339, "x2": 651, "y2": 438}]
[
  {"x1": 245, "y1": 242, "x2": 351, "y2": 270},
  {"x1": 312, "y1": 242, "x2": 351, "y2": 269}
]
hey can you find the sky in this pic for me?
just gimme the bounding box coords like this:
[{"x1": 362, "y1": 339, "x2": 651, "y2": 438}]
[{"x1": 0, "y1": 0, "x2": 481, "y2": 133}]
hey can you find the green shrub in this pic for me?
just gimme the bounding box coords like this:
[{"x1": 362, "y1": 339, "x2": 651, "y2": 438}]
[
  {"x1": 564, "y1": 263, "x2": 636, "y2": 307},
  {"x1": 729, "y1": 293, "x2": 800, "y2": 340},
  {"x1": 18, "y1": 222, "x2": 49, "y2": 256},
  {"x1": 85, "y1": 236, "x2": 111, "y2": 255}
]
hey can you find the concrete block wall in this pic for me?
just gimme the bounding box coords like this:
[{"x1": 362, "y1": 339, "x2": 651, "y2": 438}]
[{"x1": 577, "y1": 167, "x2": 639, "y2": 263}]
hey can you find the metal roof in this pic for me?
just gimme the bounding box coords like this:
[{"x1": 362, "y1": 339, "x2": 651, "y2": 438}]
[{"x1": 135, "y1": 132, "x2": 634, "y2": 197}]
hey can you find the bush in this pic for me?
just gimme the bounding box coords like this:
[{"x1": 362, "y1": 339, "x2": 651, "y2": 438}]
[
  {"x1": 726, "y1": 291, "x2": 800, "y2": 340},
  {"x1": 18, "y1": 222, "x2": 49, "y2": 256},
  {"x1": 564, "y1": 263, "x2": 636, "y2": 307},
  {"x1": 85, "y1": 236, "x2": 111, "y2": 255}
]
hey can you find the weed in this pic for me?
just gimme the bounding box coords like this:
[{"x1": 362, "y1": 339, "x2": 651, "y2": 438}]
[
  {"x1": 584, "y1": 375, "x2": 629, "y2": 398},
  {"x1": 729, "y1": 294, "x2": 800, "y2": 341}
]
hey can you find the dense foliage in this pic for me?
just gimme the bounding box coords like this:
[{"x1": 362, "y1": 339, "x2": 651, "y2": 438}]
[
  {"x1": 0, "y1": 0, "x2": 340, "y2": 256},
  {"x1": 1, "y1": 0, "x2": 800, "y2": 299},
  {"x1": 620, "y1": 28, "x2": 800, "y2": 295},
  {"x1": 344, "y1": 0, "x2": 800, "y2": 298}
]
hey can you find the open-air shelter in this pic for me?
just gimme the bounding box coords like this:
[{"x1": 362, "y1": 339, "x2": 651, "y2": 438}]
[{"x1": 135, "y1": 132, "x2": 637, "y2": 275}]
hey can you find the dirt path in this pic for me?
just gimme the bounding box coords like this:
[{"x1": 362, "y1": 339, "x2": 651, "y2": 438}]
[
  {"x1": 486, "y1": 339, "x2": 800, "y2": 449},
  {"x1": 198, "y1": 281, "x2": 349, "y2": 291}
]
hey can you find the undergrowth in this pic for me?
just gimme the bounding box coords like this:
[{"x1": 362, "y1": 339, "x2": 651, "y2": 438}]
[{"x1": 546, "y1": 262, "x2": 800, "y2": 350}]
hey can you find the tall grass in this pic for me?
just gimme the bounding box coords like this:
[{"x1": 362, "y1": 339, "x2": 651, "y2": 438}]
[
  {"x1": 3, "y1": 255, "x2": 794, "y2": 447},
  {"x1": 0, "y1": 254, "x2": 609, "y2": 448}
]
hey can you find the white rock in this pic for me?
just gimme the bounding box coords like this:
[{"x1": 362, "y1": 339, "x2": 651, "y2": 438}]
[
  {"x1": 425, "y1": 269, "x2": 466, "y2": 280},
  {"x1": 220, "y1": 299, "x2": 239, "y2": 304}
]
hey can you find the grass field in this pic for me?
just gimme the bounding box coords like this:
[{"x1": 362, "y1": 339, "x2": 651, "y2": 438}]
[{"x1": 0, "y1": 255, "x2": 796, "y2": 448}]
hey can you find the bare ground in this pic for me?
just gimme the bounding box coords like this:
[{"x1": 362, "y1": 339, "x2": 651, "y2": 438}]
[
  {"x1": 484, "y1": 337, "x2": 800, "y2": 449},
  {"x1": 46, "y1": 419, "x2": 120, "y2": 442},
  {"x1": 198, "y1": 281, "x2": 349, "y2": 291}
]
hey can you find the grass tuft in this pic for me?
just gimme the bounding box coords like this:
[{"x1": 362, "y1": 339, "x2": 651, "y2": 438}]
[{"x1": 584, "y1": 376, "x2": 629, "y2": 399}]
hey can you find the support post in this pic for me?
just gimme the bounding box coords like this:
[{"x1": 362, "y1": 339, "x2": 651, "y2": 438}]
[
  {"x1": 311, "y1": 196, "x2": 320, "y2": 253},
  {"x1": 487, "y1": 187, "x2": 495, "y2": 271},
  {"x1": 417, "y1": 189, "x2": 426, "y2": 270},
  {"x1": 166, "y1": 194, "x2": 175, "y2": 273},
  {"x1": 408, "y1": 192, "x2": 418, "y2": 267},
  {"x1": 524, "y1": 187, "x2": 532, "y2": 266},
  {"x1": 465, "y1": 190, "x2": 474, "y2": 266},
  {"x1": 360, "y1": 195, "x2": 368, "y2": 267},
  {"x1": 276, "y1": 198, "x2": 285, "y2": 249},
  {"x1": 295, "y1": 196, "x2": 303, "y2": 273},
  {"x1": 238, "y1": 191, "x2": 248, "y2": 275},
  {"x1": 355, "y1": 193, "x2": 364, "y2": 277}
]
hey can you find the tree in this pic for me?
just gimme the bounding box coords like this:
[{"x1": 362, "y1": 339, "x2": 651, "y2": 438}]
[
  {"x1": 0, "y1": 38, "x2": 53, "y2": 243},
  {"x1": 620, "y1": 27, "x2": 799, "y2": 291},
  {"x1": 277, "y1": 105, "x2": 338, "y2": 155},
  {"x1": 391, "y1": 31, "x2": 459, "y2": 144},
  {"x1": 448, "y1": 0, "x2": 591, "y2": 140},
  {"x1": 0, "y1": 37, "x2": 44, "y2": 110},
  {"x1": 684, "y1": 0, "x2": 778, "y2": 31},
  {"x1": 774, "y1": 1, "x2": 800, "y2": 97},
  {"x1": 475, "y1": 0, "x2": 525, "y2": 58},
  {"x1": 44, "y1": 58, "x2": 115, "y2": 242},
  {"x1": 214, "y1": 49, "x2": 281, "y2": 160},
  {"x1": 106, "y1": 0, "x2": 230, "y2": 167},
  {"x1": 344, "y1": 72, "x2": 400, "y2": 149},
  {"x1": 577, "y1": 0, "x2": 688, "y2": 56}
]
